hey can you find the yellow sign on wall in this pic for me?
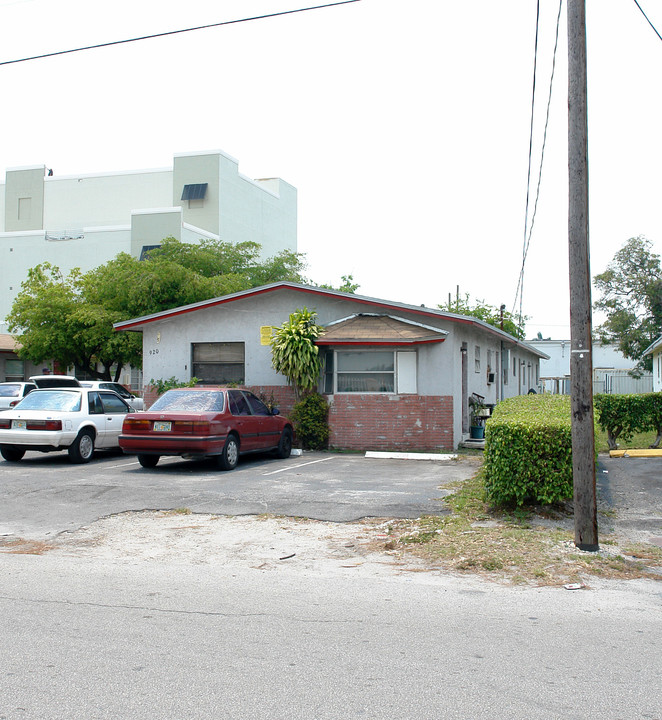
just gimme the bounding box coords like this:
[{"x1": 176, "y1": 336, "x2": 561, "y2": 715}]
[{"x1": 260, "y1": 326, "x2": 275, "y2": 346}]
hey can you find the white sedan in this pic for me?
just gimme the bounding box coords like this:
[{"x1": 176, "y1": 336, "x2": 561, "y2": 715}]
[
  {"x1": 0, "y1": 387, "x2": 133, "y2": 463},
  {"x1": 79, "y1": 381, "x2": 145, "y2": 411}
]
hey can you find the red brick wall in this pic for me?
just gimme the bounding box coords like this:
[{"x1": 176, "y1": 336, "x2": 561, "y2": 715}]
[
  {"x1": 247, "y1": 385, "x2": 297, "y2": 417},
  {"x1": 328, "y1": 394, "x2": 454, "y2": 452},
  {"x1": 141, "y1": 385, "x2": 453, "y2": 452}
]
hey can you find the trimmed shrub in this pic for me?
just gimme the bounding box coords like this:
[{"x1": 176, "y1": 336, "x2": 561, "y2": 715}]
[
  {"x1": 594, "y1": 393, "x2": 662, "y2": 449},
  {"x1": 291, "y1": 392, "x2": 330, "y2": 450},
  {"x1": 484, "y1": 395, "x2": 574, "y2": 507},
  {"x1": 148, "y1": 376, "x2": 201, "y2": 395}
]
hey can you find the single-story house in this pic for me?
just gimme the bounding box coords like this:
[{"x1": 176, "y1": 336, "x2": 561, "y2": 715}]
[
  {"x1": 114, "y1": 282, "x2": 548, "y2": 451},
  {"x1": 643, "y1": 335, "x2": 662, "y2": 393},
  {"x1": 0, "y1": 334, "x2": 48, "y2": 382}
]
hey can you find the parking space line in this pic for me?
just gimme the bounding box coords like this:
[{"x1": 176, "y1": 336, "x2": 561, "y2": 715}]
[{"x1": 262, "y1": 456, "x2": 336, "y2": 476}]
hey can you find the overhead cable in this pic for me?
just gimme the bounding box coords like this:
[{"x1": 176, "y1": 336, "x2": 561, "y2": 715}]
[
  {"x1": 513, "y1": 0, "x2": 541, "y2": 324},
  {"x1": 0, "y1": 0, "x2": 361, "y2": 66},
  {"x1": 513, "y1": 0, "x2": 563, "y2": 323},
  {"x1": 632, "y1": 0, "x2": 662, "y2": 42}
]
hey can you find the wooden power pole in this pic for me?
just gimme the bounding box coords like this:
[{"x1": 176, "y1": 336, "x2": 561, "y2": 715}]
[{"x1": 568, "y1": 0, "x2": 598, "y2": 551}]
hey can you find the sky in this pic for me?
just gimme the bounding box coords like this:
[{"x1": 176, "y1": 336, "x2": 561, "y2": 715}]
[{"x1": 1, "y1": 0, "x2": 661, "y2": 340}]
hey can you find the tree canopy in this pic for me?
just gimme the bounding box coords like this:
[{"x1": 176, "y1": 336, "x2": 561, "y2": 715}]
[
  {"x1": 7, "y1": 263, "x2": 142, "y2": 381},
  {"x1": 7, "y1": 239, "x2": 308, "y2": 380},
  {"x1": 593, "y1": 236, "x2": 662, "y2": 373},
  {"x1": 439, "y1": 293, "x2": 526, "y2": 339},
  {"x1": 317, "y1": 274, "x2": 360, "y2": 294}
]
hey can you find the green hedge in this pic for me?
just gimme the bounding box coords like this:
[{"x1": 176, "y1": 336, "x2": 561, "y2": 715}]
[
  {"x1": 291, "y1": 392, "x2": 329, "y2": 450},
  {"x1": 484, "y1": 395, "x2": 574, "y2": 507},
  {"x1": 594, "y1": 393, "x2": 662, "y2": 449}
]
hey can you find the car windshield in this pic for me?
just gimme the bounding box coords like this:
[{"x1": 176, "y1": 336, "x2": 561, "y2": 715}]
[
  {"x1": 0, "y1": 384, "x2": 20, "y2": 397},
  {"x1": 150, "y1": 390, "x2": 225, "y2": 413},
  {"x1": 14, "y1": 390, "x2": 82, "y2": 412}
]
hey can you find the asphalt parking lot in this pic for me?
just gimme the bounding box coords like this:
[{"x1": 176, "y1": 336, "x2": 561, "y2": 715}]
[{"x1": 0, "y1": 449, "x2": 480, "y2": 540}]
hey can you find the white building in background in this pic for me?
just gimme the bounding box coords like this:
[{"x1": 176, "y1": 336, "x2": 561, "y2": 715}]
[
  {"x1": 0, "y1": 149, "x2": 297, "y2": 334},
  {"x1": 529, "y1": 338, "x2": 654, "y2": 395},
  {"x1": 643, "y1": 336, "x2": 662, "y2": 393}
]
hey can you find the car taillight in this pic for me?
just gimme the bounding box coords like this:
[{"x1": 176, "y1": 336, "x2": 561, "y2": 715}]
[
  {"x1": 123, "y1": 418, "x2": 151, "y2": 432},
  {"x1": 0, "y1": 418, "x2": 10, "y2": 429},
  {"x1": 9, "y1": 400, "x2": 19, "y2": 408},
  {"x1": 26, "y1": 419, "x2": 63, "y2": 431},
  {"x1": 175, "y1": 421, "x2": 212, "y2": 435}
]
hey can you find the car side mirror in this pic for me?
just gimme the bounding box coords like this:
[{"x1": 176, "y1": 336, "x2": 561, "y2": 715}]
[{"x1": 271, "y1": 408, "x2": 280, "y2": 415}]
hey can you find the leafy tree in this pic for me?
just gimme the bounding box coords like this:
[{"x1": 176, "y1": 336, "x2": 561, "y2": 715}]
[
  {"x1": 7, "y1": 263, "x2": 141, "y2": 380},
  {"x1": 270, "y1": 307, "x2": 323, "y2": 402},
  {"x1": 318, "y1": 274, "x2": 360, "y2": 294},
  {"x1": 440, "y1": 293, "x2": 526, "y2": 339},
  {"x1": 83, "y1": 238, "x2": 307, "y2": 318},
  {"x1": 7, "y1": 239, "x2": 309, "y2": 379},
  {"x1": 593, "y1": 236, "x2": 662, "y2": 373}
]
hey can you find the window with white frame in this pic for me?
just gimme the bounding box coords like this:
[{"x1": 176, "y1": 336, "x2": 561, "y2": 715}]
[
  {"x1": 323, "y1": 350, "x2": 416, "y2": 394},
  {"x1": 130, "y1": 367, "x2": 143, "y2": 392},
  {"x1": 192, "y1": 342, "x2": 245, "y2": 384},
  {"x1": 474, "y1": 345, "x2": 481, "y2": 373}
]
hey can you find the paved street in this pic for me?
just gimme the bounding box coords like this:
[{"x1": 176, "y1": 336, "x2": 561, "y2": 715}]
[{"x1": 1, "y1": 451, "x2": 660, "y2": 719}]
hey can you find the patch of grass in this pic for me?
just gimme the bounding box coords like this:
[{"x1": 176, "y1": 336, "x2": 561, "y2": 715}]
[
  {"x1": 595, "y1": 429, "x2": 659, "y2": 453},
  {"x1": 375, "y1": 467, "x2": 662, "y2": 586},
  {"x1": 162, "y1": 507, "x2": 192, "y2": 516}
]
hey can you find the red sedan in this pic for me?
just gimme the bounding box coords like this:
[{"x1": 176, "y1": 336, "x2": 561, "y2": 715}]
[{"x1": 119, "y1": 387, "x2": 293, "y2": 470}]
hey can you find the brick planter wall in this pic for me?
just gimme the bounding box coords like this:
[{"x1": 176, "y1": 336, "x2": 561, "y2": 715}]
[{"x1": 327, "y1": 394, "x2": 454, "y2": 452}]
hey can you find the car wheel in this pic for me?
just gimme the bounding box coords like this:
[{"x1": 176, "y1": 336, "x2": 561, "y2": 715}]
[
  {"x1": 217, "y1": 434, "x2": 239, "y2": 471},
  {"x1": 1, "y1": 446, "x2": 25, "y2": 462},
  {"x1": 68, "y1": 429, "x2": 95, "y2": 463},
  {"x1": 138, "y1": 454, "x2": 160, "y2": 468},
  {"x1": 275, "y1": 427, "x2": 293, "y2": 459}
]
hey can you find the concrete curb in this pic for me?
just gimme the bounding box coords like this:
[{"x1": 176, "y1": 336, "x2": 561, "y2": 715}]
[
  {"x1": 365, "y1": 451, "x2": 458, "y2": 461},
  {"x1": 609, "y1": 449, "x2": 662, "y2": 458}
]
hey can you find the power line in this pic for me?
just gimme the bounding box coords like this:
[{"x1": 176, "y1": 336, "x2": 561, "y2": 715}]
[
  {"x1": 632, "y1": 0, "x2": 662, "y2": 41},
  {"x1": 513, "y1": 0, "x2": 563, "y2": 321},
  {"x1": 516, "y1": 0, "x2": 541, "y2": 326},
  {"x1": 0, "y1": 0, "x2": 362, "y2": 67}
]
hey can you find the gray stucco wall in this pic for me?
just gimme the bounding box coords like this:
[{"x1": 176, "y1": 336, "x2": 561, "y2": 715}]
[{"x1": 134, "y1": 287, "x2": 543, "y2": 447}]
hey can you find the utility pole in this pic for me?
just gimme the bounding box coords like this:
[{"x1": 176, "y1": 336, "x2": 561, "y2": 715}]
[{"x1": 568, "y1": 0, "x2": 598, "y2": 551}]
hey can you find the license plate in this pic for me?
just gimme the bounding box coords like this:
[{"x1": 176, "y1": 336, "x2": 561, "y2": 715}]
[
  {"x1": 12, "y1": 420, "x2": 26, "y2": 430},
  {"x1": 153, "y1": 421, "x2": 172, "y2": 432}
]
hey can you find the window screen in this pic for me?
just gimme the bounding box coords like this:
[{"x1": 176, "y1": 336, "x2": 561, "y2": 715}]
[{"x1": 192, "y1": 342, "x2": 245, "y2": 384}]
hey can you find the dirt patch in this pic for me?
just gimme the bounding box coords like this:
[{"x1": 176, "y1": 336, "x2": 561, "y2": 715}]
[{"x1": 32, "y1": 511, "x2": 422, "y2": 578}]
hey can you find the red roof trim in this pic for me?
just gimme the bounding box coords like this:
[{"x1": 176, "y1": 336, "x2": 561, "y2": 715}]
[
  {"x1": 315, "y1": 338, "x2": 445, "y2": 347},
  {"x1": 116, "y1": 284, "x2": 466, "y2": 331},
  {"x1": 113, "y1": 284, "x2": 541, "y2": 357},
  {"x1": 115, "y1": 286, "x2": 283, "y2": 330}
]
